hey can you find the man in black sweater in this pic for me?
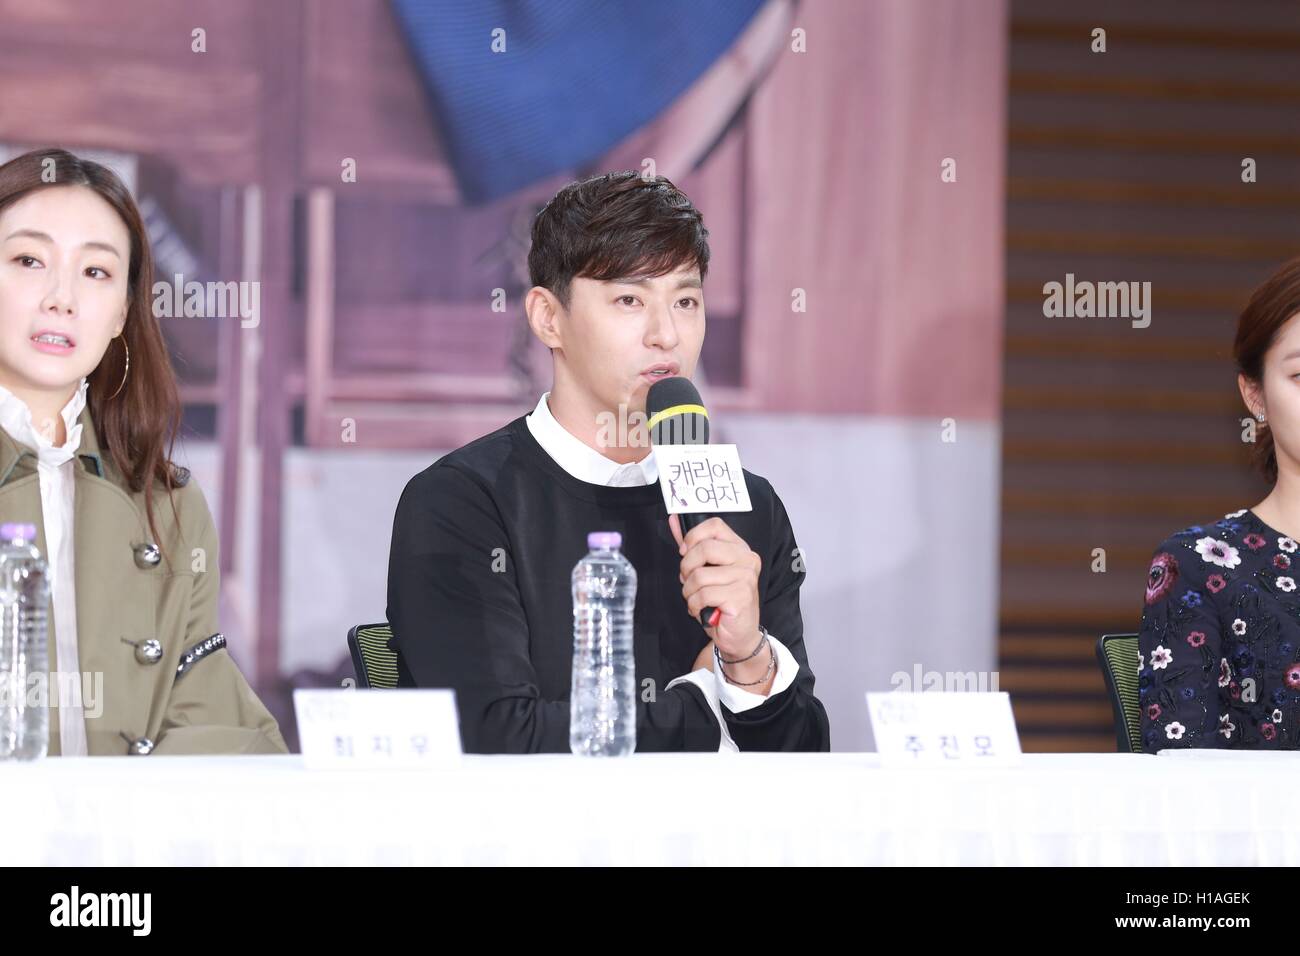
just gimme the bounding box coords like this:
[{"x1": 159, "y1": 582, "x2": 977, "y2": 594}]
[{"x1": 386, "y1": 172, "x2": 830, "y2": 753}]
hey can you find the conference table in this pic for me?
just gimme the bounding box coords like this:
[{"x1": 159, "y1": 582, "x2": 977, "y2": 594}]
[{"x1": 3, "y1": 751, "x2": 1294, "y2": 865}]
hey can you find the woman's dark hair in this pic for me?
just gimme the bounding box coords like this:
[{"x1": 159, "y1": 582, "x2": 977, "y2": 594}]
[
  {"x1": 528, "y1": 171, "x2": 710, "y2": 306},
  {"x1": 1234, "y1": 255, "x2": 1300, "y2": 484},
  {"x1": 0, "y1": 147, "x2": 184, "y2": 546}
]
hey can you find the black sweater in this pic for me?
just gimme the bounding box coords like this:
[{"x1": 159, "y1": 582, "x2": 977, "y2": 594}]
[{"x1": 385, "y1": 414, "x2": 831, "y2": 754}]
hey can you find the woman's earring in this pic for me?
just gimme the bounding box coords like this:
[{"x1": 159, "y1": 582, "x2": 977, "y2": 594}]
[
  {"x1": 107, "y1": 336, "x2": 130, "y2": 400},
  {"x1": 1258, "y1": 410, "x2": 1267, "y2": 424}
]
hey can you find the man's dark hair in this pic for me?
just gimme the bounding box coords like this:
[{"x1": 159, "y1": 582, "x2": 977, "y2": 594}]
[{"x1": 528, "y1": 171, "x2": 710, "y2": 308}]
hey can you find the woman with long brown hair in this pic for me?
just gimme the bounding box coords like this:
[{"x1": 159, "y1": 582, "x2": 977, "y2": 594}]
[
  {"x1": 0, "y1": 147, "x2": 285, "y2": 755},
  {"x1": 1137, "y1": 257, "x2": 1300, "y2": 752}
]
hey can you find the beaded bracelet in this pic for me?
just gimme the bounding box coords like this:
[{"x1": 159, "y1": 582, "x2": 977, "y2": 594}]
[
  {"x1": 715, "y1": 626, "x2": 770, "y2": 664},
  {"x1": 716, "y1": 631, "x2": 776, "y2": 687}
]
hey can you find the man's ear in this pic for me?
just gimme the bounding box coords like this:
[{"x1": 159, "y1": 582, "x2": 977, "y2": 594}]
[
  {"x1": 525, "y1": 286, "x2": 564, "y2": 350},
  {"x1": 1239, "y1": 372, "x2": 1265, "y2": 420}
]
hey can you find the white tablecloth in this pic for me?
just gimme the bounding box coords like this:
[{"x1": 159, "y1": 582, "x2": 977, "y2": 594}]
[{"x1": 4, "y1": 751, "x2": 1296, "y2": 865}]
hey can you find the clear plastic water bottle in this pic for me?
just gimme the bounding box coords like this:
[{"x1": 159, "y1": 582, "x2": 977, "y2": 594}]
[
  {"x1": 570, "y1": 531, "x2": 637, "y2": 756},
  {"x1": 0, "y1": 522, "x2": 49, "y2": 760}
]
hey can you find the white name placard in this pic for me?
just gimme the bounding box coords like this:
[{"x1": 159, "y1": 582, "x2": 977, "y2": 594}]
[
  {"x1": 653, "y1": 444, "x2": 752, "y2": 514},
  {"x1": 866, "y1": 692, "x2": 1022, "y2": 767},
  {"x1": 293, "y1": 688, "x2": 462, "y2": 769}
]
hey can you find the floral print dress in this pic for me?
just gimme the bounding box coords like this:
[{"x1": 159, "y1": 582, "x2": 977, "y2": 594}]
[{"x1": 1138, "y1": 508, "x2": 1300, "y2": 752}]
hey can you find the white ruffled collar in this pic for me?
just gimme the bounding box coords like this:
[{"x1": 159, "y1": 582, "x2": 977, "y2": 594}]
[{"x1": 0, "y1": 377, "x2": 88, "y2": 467}]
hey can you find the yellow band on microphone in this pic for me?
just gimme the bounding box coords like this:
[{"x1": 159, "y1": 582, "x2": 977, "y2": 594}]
[{"x1": 646, "y1": 404, "x2": 709, "y2": 432}]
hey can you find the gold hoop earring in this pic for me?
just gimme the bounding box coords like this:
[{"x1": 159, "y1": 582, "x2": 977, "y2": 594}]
[{"x1": 107, "y1": 336, "x2": 129, "y2": 400}]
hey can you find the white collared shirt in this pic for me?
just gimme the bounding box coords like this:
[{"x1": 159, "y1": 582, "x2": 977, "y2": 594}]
[
  {"x1": 526, "y1": 391, "x2": 799, "y2": 752},
  {"x1": 0, "y1": 377, "x2": 89, "y2": 757}
]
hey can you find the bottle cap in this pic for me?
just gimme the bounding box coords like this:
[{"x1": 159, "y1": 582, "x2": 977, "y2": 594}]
[{"x1": 587, "y1": 531, "x2": 622, "y2": 551}]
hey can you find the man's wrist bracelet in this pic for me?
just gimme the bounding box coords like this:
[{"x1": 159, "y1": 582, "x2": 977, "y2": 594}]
[
  {"x1": 716, "y1": 625, "x2": 769, "y2": 665},
  {"x1": 717, "y1": 636, "x2": 776, "y2": 687}
]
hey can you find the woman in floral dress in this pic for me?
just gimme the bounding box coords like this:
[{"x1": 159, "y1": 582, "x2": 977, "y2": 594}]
[{"x1": 1139, "y1": 258, "x2": 1300, "y2": 751}]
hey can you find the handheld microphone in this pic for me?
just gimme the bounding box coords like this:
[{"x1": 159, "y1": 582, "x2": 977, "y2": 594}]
[{"x1": 646, "y1": 376, "x2": 722, "y2": 630}]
